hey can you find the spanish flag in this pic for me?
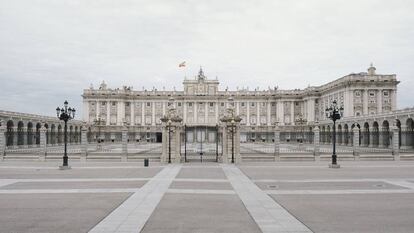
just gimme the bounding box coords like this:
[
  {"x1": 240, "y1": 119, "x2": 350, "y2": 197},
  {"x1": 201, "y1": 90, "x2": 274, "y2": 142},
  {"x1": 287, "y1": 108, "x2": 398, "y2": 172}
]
[{"x1": 179, "y1": 61, "x2": 186, "y2": 67}]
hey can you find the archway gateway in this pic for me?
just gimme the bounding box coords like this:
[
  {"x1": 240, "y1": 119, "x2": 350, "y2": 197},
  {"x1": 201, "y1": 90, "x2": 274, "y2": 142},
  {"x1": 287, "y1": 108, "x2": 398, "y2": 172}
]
[{"x1": 181, "y1": 125, "x2": 222, "y2": 162}]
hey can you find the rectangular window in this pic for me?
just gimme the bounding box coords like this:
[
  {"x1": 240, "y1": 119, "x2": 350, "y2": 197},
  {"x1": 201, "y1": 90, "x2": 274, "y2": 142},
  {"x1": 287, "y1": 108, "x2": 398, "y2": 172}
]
[
  {"x1": 146, "y1": 102, "x2": 151, "y2": 107},
  {"x1": 209, "y1": 102, "x2": 214, "y2": 107},
  {"x1": 251, "y1": 103, "x2": 255, "y2": 107},
  {"x1": 112, "y1": 102, "x2": 116, "y2": 106},
  {"x1": 125, "y1": 102, "x2": 130, "y2": 107},
  {"x1": 221, "y1": 103, "x2": 224, "y2": 107},
  {"x1": 241, "y1": 102, "x2": 245, "y2": 107},
  {"x1": 178, "y1": 102, "x2": 182, "y2": 107},
  {"x1": 189, "y1": 103, "x2": 193, "y2": 107},
  {"x1": 383, "y1": 91, "x2": 389, "y2": 97}
]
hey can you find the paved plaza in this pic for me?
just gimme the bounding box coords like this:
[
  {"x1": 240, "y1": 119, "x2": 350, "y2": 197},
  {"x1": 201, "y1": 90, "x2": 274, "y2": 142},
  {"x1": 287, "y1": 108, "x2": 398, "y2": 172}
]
[{"x1": 0, "y1": 161, "x2": 414, "y2": 233}]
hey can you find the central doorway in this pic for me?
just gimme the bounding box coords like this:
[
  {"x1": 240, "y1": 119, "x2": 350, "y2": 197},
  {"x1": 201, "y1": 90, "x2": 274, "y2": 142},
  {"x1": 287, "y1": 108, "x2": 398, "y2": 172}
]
[{"x1": 181, "y1": 125, "x2": 222, "y2": 162}]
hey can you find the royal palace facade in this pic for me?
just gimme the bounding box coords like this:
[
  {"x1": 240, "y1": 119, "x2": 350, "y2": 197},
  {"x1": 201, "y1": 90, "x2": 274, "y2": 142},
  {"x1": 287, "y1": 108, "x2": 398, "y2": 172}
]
[{"x1": 82, "y1": 65, "x2": 399, "y2": 142}]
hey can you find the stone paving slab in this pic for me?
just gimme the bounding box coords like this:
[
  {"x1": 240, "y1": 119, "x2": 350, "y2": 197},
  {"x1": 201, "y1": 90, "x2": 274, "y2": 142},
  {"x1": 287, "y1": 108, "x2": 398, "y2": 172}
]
[
  {"x1": 169, "y1": 181, "x2": 233, "y2": 190},
  {"x1": 176, "y1": 167, "x2": 226, "y2": 179},
  {"x1": 241, "y1": 166, "x2": 414, "y2": 180},
  {"x1": 141, "y1": 193, "x2": 261, "y2": 233},
  {"x1": 0, "y1": 193, "x2": 131, "y2": 233},
  {"x1": 272, "y1": 194, "x2": 414, "y2": 233},
  {"x1": 222, "y1": 165, "x2": 312, "y2": 233},
  {"x1": 0, "y1": 167, "x2": 162, "y2": 179},
  {"x1": 256, "y1": 181, "x2": 406, "y2": 190},
  {"x1": 89, "y1": 165, "x2": 181, "y2": 233},
  {"x1": 1, "y1": 180, "x2": 147, "y2": 190}
]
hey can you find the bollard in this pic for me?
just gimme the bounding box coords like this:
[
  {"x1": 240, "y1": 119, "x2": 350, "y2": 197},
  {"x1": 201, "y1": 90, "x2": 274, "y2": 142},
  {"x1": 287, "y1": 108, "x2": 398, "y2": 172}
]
[{"x1": 144, "y1": 158, "x2": 149, "y2": 167}]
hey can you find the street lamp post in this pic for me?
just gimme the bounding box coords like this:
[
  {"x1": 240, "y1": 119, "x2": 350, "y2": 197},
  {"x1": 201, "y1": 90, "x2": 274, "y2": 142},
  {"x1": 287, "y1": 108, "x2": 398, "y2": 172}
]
[
  {"x1": 56, "y1": 100, "x2": 75, "y2": 169},
  {"x1": 325, "y1": 100, "x2": 344, "y2": 168}
]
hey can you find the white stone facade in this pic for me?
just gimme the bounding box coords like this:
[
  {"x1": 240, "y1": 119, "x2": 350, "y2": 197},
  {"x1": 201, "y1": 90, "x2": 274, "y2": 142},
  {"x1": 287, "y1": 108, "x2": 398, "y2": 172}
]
[{"x1": 82, "y1": 65, "x2": 398, "y2": 136}]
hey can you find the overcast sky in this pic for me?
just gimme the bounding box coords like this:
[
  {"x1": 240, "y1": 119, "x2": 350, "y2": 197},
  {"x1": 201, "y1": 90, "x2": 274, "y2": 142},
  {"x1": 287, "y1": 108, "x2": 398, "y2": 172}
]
[{"x1": 0, "y1": 0, "x2": 413, "y2": 119}]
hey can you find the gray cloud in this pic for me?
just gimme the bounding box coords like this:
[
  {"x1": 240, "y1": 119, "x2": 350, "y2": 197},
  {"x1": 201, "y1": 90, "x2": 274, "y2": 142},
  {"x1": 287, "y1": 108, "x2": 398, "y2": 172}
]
[{"x1": 0, "y1": 0, "x2": 413, "y2": 118}]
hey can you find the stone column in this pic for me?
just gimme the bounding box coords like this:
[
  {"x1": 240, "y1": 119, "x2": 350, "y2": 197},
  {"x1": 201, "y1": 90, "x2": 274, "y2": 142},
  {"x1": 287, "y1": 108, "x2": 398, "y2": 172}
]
[
  {"x1": 13, "y1": 126, "x2": 18, "y2": 147},
  {"x1": 392, "y1": 125, "x2": 400, "y2": 161},
  {"x1": 290, "y1": 101, "x2": 295, "y2": 124},
  {"x1": 221, "y1": 125, "x2": 227, "y2": 163},
  {"x1": 363, "y1": 89, "x2": 368, "y2": 115},
  {"x1": 246, "y1": 101, "x2": 250, "y2": 126},
  {"x1": 121, "y1": 125, "x2": 128, "y2": 162},
  {"x1": 377, "y1": 89, "x2": 383, "y2": 113},
  {"x1": 353, "y1": 126, "x2": 360, "y2": 160},
  {"x1": 22, "y1": 127, "x2": 28, "y2": 147},
  {"x1": 313, "y1": 126, "x2": 320, "y2": 161},
  {"x1": 80, "y1": 127, "x2": 87, "y2": 162},
  {"x1": 267, "y1": 102, "x2": 271, "y2": 126},
  {"x1": 0, "y1": 125, "x2": 5, "y2": 161},
  {"x1": 222, "y1": 123, "x2": 241, "y2": 164},
  {"x1": 274, "y1": 126, "x2": 280, "y2": 161},
  {"x1": 39, "y1": 126, "x2": 47, "y2": 161}
]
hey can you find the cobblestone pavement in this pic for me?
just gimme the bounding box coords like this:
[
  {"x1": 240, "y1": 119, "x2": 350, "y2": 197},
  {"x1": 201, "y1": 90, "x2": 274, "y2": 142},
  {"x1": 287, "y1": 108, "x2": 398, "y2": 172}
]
[{"x1": 0, "y1": 160, "x2": 414, "y2": 232}]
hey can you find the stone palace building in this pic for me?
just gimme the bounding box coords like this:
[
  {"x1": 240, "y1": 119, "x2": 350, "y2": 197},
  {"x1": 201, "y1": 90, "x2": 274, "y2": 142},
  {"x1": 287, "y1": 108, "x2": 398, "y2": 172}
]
[{"x1": 82, "y1": 65, "x2": 399, "y2": 143}]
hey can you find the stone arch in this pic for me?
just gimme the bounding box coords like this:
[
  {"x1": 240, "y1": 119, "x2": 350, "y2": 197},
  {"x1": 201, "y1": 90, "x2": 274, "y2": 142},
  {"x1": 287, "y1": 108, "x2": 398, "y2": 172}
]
[
  {"x1": 51, "y1": 124, "x2": 56, "y2": 145},
  {"x1": 406, "y1": 118, "x2": 414, "y2": 148},
  {"x1": 362, "y1": 122, "x2": 370, "y2": 147},
  {"x1": 44, "y1": 123, "x2": 49, "y2": 144},
  {"x1": 17, "y1": 121, "x2": 24, "y2": 146},
  {"x1": 321, "y1": 126, "x2": 326, "y2": 143},
  {"x1": 57, "y1": 125, "x2": 62, "y2": 144},
  {"x1": 337, "y1": 124, "x2": 343, "y2": 145},
  {"x1": 27, "y1": 122, "x2": 34, "y2": 145},
  {"x1": 381, "y1": 120, "x2": 390, "y2": 148},
  {"x1": 87, "y1": 127, "x2": 92, "y2": 143},
  {"x1": 372, "y1": 121, "x2": 379, "y2": 147},
  {"x1": 396, "y1": 119, "x2": 402, "y2": 148},
  {"x1": 74, "y1": 126, "x2": 79, "y2": 143},
  {"x1": 6, "y1": 120, "x2": 14, "y2": 146},
  {"x1": 36, "y1": 123, "x2": 41, "y2": 144},
  {"x1": 344, "y1": 124, "x2": 349, "y2": 146}
]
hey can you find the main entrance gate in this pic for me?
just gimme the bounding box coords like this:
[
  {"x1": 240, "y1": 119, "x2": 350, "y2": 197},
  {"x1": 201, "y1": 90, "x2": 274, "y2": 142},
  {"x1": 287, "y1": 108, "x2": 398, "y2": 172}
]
[{"x1": 181, "y1": 125, "x2": 222, "y2": 162}]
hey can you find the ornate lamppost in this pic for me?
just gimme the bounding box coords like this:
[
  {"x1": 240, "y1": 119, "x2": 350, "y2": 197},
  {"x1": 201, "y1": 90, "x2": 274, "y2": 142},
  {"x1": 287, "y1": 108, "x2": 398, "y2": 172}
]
[
  {"x1": 220, "y1": 97, "x2": 242, "y2": 163},
  {"x1": 160, "y1": 97, "x2": 182, "y2": 164},
  {"x1": 56, "y1": 100, "x2": 75, "y2": 169},
  {"x1": 325, "y1": 100, "x2": 344, "y2": 168}
]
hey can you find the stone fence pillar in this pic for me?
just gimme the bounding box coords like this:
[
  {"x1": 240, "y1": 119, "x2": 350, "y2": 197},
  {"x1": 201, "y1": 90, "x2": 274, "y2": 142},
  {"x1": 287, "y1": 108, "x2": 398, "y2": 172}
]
[
  {"x1": 392, "y1": 125, "x2": 400, "y2": 161},
  {"x1": 39, "y1": 126, "x2": 47, "y2": 161},
  {"x1": 353, "y1": 126, "x2": 360, "y2": 160},
  {"x1": 274, "y1": 126, "x2": 280, "y2": 161},
  {"x1": 80, "y1": 127, "x2": 88, "y2": 162},
  {"x1": 222, "y1": 123, "x2": 241, "y2": 164},
  {"x1": 313, "y1": 126, "x2": 320, "y2": 161},
  {"x1": 121, "y1": 126, "x2": 128, "y2": 162},
  {"x1": 0, "y1": 125, "x2": 5, "y2": 161},
  {"x1": 161, "y1": 123, "x2": 182, "y2": 163}
]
